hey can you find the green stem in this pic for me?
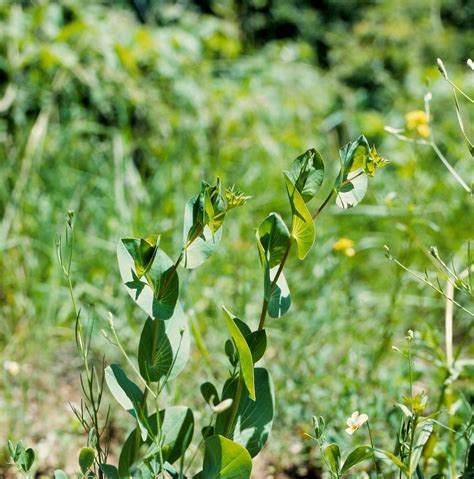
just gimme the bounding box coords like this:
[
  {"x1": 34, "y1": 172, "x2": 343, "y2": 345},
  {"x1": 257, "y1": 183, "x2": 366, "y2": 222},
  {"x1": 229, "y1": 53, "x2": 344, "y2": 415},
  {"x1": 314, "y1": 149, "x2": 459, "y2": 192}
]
[
  {"x1": 258, "y1": 241, "x2": 292, "y2": 331},
  {"x1": 312, "y1": 189, "x2": 335, "y2": 220},
  {"x1": 224, "y1": 375, "x2": 244, "y2": 438},
  {"x1": 366, "y1": 421, "x2": 380, "y2": 478}
]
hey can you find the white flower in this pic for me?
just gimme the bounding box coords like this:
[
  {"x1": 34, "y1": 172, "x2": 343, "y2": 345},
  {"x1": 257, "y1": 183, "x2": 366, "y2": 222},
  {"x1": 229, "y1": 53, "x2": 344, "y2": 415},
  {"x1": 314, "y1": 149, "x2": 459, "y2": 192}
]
[
  {"x1": 467, "y1": 59, "x2": 474, "y2": 71},
  {"x1": 211, "y1": 398, "x2": 233, "y2": 414},
  {"x1": 4, "y1": 360, "x2": 20, "y2": 376},
  {"x1": 345, "y1": 411, "x2": 368, "y2": 435}
]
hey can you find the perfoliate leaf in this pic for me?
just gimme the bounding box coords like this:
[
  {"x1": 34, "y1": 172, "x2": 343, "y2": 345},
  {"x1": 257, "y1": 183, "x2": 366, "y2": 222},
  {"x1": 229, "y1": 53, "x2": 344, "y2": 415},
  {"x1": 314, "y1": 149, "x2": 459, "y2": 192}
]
[
  {"x1": 222, "y1": 307, "x2": 255, "y2": 401},
  {"x1": 119, "y1": 407, "x2": 194, "y2": 477},
  {"x1": 286, "y1": 148, "x2": 325, "y2": 202},
  {"x1": 122, "y1": 236, "x2": 160, "y2": 278},
  {"x1": 284, "y1": 173, "x2": 315, "y2": 259},
  {"x1": 245, "y1": 330, "x2": 267, "y2": 363},
  {"x1": 256, "y1": 213, "x2": 290, "y2": 268},
  {"x1": 138, "y1": 306, "x2": 190, "y2": 383},
  {"x1": 204, "y1": 178, "x2": 226, "y2": 235},
  {"x1": 105, "y1": 364, "x2": 147, "y2": 440},
  {"x1": 182, "y1": 185, "x2": 222, "y2": 269},
  {"x1": 202, "y1": 435, "x2": 252, "y2": 479},
  {"x1": 266, "y1": 267, "x2": 291, "y2": 318},
  {"x1": 215, "y1": 368, "x2": 274, "y2": 457},
  {"x1": 334, "y1": 135, "x2": 375, "y2": 209},
  {"x1": 118, "y1": 239, "x2": 179, "y2": 319}
]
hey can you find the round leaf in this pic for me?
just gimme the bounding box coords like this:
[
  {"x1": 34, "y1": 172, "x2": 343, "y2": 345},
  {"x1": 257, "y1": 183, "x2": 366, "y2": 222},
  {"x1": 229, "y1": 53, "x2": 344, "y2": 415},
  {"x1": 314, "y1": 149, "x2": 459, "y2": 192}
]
[{"x1": 79, "y1": 447, "x2": 95, "y2": 474}]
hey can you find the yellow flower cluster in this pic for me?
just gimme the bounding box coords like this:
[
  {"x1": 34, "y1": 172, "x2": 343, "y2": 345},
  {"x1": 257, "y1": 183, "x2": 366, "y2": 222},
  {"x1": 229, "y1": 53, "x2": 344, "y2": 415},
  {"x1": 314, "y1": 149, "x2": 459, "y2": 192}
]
[
  {"x1": 405, "y1": 110, "x2": 430, "y2": 138},
  {"x1": 333, "y1": 238, "x2": 355, "y2": 257}
]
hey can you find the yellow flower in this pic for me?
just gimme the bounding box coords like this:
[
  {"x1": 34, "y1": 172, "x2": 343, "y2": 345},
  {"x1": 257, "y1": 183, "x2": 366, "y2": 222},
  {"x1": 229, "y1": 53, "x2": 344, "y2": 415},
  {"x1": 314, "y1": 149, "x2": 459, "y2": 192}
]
[
  {"x1": 333, "y1": 238, "x2": 355, "y2": 257},
  {"x1": 405, "y1": 110, "x2": 430, "y2": 138},
  {"x1": 345, "y1": 411, "x2": 369, "y2": 435}
]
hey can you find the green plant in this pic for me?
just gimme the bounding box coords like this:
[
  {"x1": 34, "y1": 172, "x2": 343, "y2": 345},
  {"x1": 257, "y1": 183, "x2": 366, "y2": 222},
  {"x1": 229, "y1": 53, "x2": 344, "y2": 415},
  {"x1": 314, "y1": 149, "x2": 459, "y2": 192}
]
[{"x1": 95, "y1": 136, "x2": 386, "y2": 478}]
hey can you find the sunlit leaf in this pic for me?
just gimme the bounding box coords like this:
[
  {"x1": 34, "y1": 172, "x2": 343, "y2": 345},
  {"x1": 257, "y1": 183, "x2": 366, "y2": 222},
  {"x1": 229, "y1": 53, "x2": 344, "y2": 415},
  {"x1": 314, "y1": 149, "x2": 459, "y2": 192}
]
[
  {"x1": 284, "y1": 173, "x2": 315, "y2": 259},
  {"x1": 202, "y1": 435, "x2": 252, "y2": 479},
  {"x1": 222, "y1": 307, "x2": 255, "y2": 400}
]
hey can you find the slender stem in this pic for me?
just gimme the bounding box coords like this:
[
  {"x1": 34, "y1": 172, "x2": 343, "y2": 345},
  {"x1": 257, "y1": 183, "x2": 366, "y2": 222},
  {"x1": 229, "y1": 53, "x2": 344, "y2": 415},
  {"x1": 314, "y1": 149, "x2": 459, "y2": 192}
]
[
  {"x1": 224, "y1": 376, "x2": 243, "y2": 438},
  {"x1": 366, "y1": 421, "x2": 380, "y2": 478},
  {"x1": 312, "y1": 189, "x2": 335, "y2": 220},
  {"x1": 258, "y1": 241, "x2": 292, "y2": 331}
]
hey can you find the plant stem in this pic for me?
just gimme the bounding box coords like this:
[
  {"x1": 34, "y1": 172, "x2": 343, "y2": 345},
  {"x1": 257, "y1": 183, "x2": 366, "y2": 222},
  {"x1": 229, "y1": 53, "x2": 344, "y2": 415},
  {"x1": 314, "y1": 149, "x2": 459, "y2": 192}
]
[
  {"x1": 312, "y1": 189, "x2": 335, "y2": 220},
  {"x1": 224, "y1": 375, "x2": 243, "y2": 438},
  {"x1": 366, "y1": 421, "x2": 380, "y2": 478},
  {"x1": 258, "y1": 241, "x2": 292, "y2": 331}
]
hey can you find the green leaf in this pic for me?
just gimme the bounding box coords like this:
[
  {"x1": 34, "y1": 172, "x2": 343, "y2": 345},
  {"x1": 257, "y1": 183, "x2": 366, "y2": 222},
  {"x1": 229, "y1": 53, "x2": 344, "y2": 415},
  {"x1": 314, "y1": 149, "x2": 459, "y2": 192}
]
[
  {"x1": 138, "y1": 306, "x2": 190, "y2": 383},
  {"x1": 334, "y1": 135, "x2": 370, "y2": 209},
  {"x1": 324, "y1": 443, "x2": 341, "y2": 475},
  {"x1": 374, "y1": 448, "x2": 409, "y2": 474},
  {"x1": 286, "y1": 148, "x2": 325, "y2": 202},
  {"x1": 267, "y1": 268, "x2": 291, "y2": 318},
  {"x1": 256, "y1": 213, "x2": 290, "y2": 269},
  {"x1": 99, "y1": 464, "x2": 120, "y2": 479},
  {"x1": 204, "y1": 178, "x2": 227, "y2": 235},
  {"x1": 122, "y1": 236, "x2": 160, "y2": 278},
  {"x1": 202, "y1": 435, "x2": 252, "y2": 479},
  {"x1": 20, "y1": 447, "x2": 35, "y2": 472},
  {"x1": 409, "y1": 420, "x2": 434, "y2": 474},
  {"x1": 79, "y1": 447, "x2": 95, "y2": 474},
  {"x1": 119, "y1": 407, "x2": 194, "y2": 476},
  {"x1": 54, "y1": 471, "x2": 68, "y2": 479},
  {"x1": 222, "y1": 307, "x2": 255, "y2": 401},
  {"x1": 147, "y1": 248, "x2": 180, "y2": 320},
  {"x1": 118, "y1": 240, "x2": 179, "y2": 319},
  {"x1": 341, "y1": 446, "x2": 372, "y2": 473},
  {"x1": 245, "y1": 330, "x2": 267, "y2": 363},
  {"x1": 284, "y1": 173, "x2": 315, "y2": 260},
  {"x1": 182, "y1": 181, "x2": 224, "y2": 269},
  {"x1": 215, "y1": 368, "x2": 275, "y2": 457},
  {"x1": 105, "y1": 364, "x2": 147, "y2": 440},
  {"x1": 201, "y1": 382, "x2": 220, "y2": 406}
]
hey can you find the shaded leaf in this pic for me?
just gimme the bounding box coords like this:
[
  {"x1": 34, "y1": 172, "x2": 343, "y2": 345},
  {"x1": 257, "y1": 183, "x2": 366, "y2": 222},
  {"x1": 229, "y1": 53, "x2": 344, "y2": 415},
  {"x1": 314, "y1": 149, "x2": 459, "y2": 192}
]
[
  {"x1": 138, "y1": 306, "x2": 190, "y2": 383},
  {"x1": 245, "y1": 330, "x2": 267, "y2": 363},
  {"x1": 119, "y1": 407, "x2": 194, "y2": 477},
  {"x1": 286, "y1": 148, "x2": 325, "y2": 202},
  {"x1": 215, "y1": 368, "x2": 274, "y2": 457},
  {"x1": 117, "y1": 240, "x2": 179, "y2": 319},
  {"x1": 256, "y1": 213, "x2": 290, "y2": 268},
  {"x1": 341, "y1": 446, "x2": 372, "y2": 473},
  {"x1": 105, "y1": 364, "x2": 147, "y2": 440}
]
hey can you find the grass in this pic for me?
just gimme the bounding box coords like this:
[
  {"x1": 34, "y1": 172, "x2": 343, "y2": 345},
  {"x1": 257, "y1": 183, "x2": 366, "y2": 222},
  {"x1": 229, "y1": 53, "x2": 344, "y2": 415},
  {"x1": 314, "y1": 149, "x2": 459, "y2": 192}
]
[{"x1": 0, "y1": 1, "x2": 473, "y2": 477}]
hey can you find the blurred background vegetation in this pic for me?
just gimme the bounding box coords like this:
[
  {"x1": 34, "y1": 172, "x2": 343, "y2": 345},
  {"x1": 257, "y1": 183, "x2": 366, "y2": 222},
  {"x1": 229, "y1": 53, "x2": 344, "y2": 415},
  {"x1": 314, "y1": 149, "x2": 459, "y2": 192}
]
[{"x1": 0, "y1": 0, "x2": 472, "y2": 476}]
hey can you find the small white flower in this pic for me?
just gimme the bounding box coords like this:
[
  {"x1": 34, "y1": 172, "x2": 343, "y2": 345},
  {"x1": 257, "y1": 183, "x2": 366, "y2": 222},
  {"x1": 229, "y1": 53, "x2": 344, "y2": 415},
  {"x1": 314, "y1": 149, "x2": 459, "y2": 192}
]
[
  {"x1": 211, "y1": 398, "x2": 233, "y2": 414},
  {"x1": 345, "y1": 411, "x2": 368, "y2": 435},
  {"x1": 4, "y1": 360, "x2": 20, "y2": 376},
  {"x1": 467, "y1": 59, "x2": 474, "y2": 71}
]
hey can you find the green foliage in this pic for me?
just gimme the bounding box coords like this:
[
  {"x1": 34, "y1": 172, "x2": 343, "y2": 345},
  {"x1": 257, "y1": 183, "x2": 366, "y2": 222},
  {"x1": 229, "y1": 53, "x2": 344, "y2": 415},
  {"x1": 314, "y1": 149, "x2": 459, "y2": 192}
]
[
  {"x1": 202, "y1": 435, "x2": 252, "y2": 479},
  {"x1": 1, "y1": 0, "x2": 473, "y2": 477}
]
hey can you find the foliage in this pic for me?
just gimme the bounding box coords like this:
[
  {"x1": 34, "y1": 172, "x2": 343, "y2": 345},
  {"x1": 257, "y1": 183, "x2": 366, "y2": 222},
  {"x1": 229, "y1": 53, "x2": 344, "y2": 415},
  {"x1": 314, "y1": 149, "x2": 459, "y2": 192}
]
[{"x1": 1, "y1": 0, "x2": 473, "y2": 477}]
